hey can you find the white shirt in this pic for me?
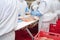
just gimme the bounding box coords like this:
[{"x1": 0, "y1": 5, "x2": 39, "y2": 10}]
[
  {"x1": 39, "y1": 0, "x2": 59, "y2": 21},
  {"x1": 0, "y1": 0, "x2": 17, "y2": 36}
]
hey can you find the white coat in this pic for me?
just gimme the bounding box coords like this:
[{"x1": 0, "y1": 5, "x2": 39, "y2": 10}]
[
  {"x1": 0, "y1": 0, "x2": 17, "y2": 40},
  {"x1": 17, "y1": 0, "x2": 28, "y2": 16},
  {"x1": 38, "y1": 0, "x2": 59, "y2": 32}
]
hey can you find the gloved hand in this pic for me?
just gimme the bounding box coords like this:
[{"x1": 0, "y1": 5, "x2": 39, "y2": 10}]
[{"x1": 31, "y1": 10, "x2": 42, "y2": 17}]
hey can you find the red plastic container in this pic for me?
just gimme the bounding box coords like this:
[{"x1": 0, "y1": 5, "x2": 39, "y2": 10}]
[
  {"x1": 34, "y1": 31, "x2": 60, "y2": 40},
  {"x1": 50, "y1": 24, "x2": 56, "y2": 33},
  {"x1": 50, "y1": 24, "x2": 60, "y2": 34},
  {"x1": 50, "y1": 19, "x2": 60, "y2": 34}
]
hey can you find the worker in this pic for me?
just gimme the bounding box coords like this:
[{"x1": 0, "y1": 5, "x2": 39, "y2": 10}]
[
  {"x1": 30, "y1": 0, "x2": 42, "y2": 17},
  {"x1": 38, "y1": 0, "x2": 58, "y2": 32},
  {"x1": 17, "y1": 0, "x2": 29, "y2": 17},
  {"x1": 30, "y1": 0, "x2": 58, "y2": 32},
  {"x1": 0, "y1": 0, "x2": 17, "y2": 40},
  {"x1": 30, "y1": 0, "x2": 49, "y2": 32}
]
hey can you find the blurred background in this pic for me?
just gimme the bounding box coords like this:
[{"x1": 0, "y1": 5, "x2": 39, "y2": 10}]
[{"x1": 26, "y1": 0, "x2": 34, "y2": 7}]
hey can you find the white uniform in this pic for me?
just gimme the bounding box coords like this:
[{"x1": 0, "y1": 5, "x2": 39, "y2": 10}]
[
  {"x1": 0, "y1": 0, "x2": 17, "y2": 40},
  {"x1": 17, "y1": 0, "x2": 28, "y2": 16},
  {"x1": 38, "y1": 0, "x2": 58, "y2": 32},
  {"x1": 30, "y1": 0, "x2": 51, "y2": 32},
  {"x1": 54, "y1": 0, "x2": 60, "y2": 19}
]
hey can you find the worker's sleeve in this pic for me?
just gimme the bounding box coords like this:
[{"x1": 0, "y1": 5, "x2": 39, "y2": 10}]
[{"x1": 38, "y1": 1, "x2": 50, "y2": 14}]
